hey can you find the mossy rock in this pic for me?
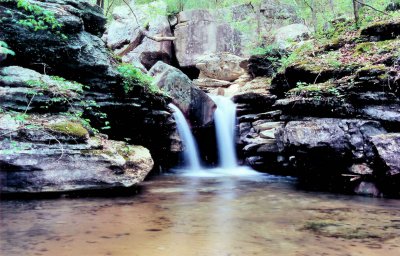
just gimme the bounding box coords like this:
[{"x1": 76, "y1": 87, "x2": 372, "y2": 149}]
[
  {"x1": 47, "y1": 121, "x2": 89, "y2": 139},
  {"x1": 355, "y1": 64, "x2": 388, "y2": 79},
  {"x1": 360, "y1": 19, "x2": 400, "y2": 41}
]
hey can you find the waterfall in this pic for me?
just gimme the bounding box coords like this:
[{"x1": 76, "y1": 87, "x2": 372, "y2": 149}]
[
  {"x1": 169, "y1": 104, "x2": 202, "y2": 170},
  {"x1": 210, "y1": 95, "x2": 238, "y2": 168}
]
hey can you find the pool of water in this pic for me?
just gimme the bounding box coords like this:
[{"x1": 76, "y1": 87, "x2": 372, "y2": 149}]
[{"x1": 1, "y1": 172, "x2": 400, "y2": 256}]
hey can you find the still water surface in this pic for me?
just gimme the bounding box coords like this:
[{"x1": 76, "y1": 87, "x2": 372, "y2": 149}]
[{"x1": 1, "y1": 173, "x2": 400, "y2": 256}]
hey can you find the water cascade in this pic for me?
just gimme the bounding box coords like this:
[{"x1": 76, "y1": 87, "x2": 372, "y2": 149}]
[
  {"x1": 210, "y1": 95, "x2": 238, "y2": 168},
  {"x1": 169, "y1": 103, "x2": 202, "y2": 170}
]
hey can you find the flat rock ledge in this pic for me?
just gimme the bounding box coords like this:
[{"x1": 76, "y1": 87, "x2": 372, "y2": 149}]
[{"x1": 0, "y1": 114, "x2": 154, "y2": 196}]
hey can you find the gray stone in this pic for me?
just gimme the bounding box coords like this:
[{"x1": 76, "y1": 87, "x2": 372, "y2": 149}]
[
  {"x1": 0, "y1": 114, "x2": 154, "y2": 194},
  {"x1": 174, "y1": 10, "x2": 242, "y2": 68},
  {"x1": 149, "y1": 61, "x2": 216, "y2": 126},
  {"x1": 370, "y1": 133, "x2": 400, "y2": 176}
]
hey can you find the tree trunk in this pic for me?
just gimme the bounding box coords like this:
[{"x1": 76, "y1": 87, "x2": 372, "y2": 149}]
[
  {"x1": 353, "y1": 0, "x2": 363, "y2": 26},
  {"x1": 97, "y1": 0, "x2": 104, "y2": 9}
]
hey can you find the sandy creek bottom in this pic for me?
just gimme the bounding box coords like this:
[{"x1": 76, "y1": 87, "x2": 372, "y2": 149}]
[{"x1": 1, "y1": 171, "x2": 400, "y2": 256}]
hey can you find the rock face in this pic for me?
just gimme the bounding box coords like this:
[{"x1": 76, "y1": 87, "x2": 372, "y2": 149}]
[
  {"x1": 0, "y1": 1, "x2": 177, "y2": 195},
  {"x1": 174, "y1": 10, "x2": 243, "y2": 68},
  {"x1": 235, "y1": 18, "x2": 400, "y2": 196},
  {"x1": 0, "y1": 0, "x2": 116, "y2": 90},
  {"x1": 274, "y1": 24, "x2": 311, "y2": 48},
  {"x1": 103, "y1": 1, "x2": 173, "y2": 70},
  {"x1": 195, "y1": 52, "x2": 246, "y2": 81},
  {"x1": 149, "y1": 61, "x2": 216, "y2": 126},
  {"x1": 0, "y1": 114, "x2": 153, "y2": 194}
]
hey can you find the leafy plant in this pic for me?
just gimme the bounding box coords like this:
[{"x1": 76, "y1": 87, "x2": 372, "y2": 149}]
[
  {"x1": 116, "y1": 63, "x2": 161, "y2": 94},
  {"x1": 14, "y1": 0, "x2": 67, "y2": 39},
  {"x1": 0, "y1": 41, "x2": 15, "y2": 56}
]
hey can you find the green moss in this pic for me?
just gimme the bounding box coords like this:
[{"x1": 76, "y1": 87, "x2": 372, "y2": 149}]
[
  {"x1": 48, "y1": 121, "x2": 88, "y2": 138},
  {"x1": 354, "y1": 42, "x2": 374, "y2": 55}
]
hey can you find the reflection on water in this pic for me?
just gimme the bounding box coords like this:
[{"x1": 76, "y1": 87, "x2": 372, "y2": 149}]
[{"x1": 1, "y1": 173, "x2": 400, "y2": 256}]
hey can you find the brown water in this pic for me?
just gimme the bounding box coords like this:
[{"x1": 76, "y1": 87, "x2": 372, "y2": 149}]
[{"x1": 1, "y1": 173, "x2": 400, "y2": 256}]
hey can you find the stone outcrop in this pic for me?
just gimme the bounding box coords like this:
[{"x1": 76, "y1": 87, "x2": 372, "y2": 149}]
[
  {"x1": 174, "y1": 10, "x2": 243, "y2": 68},
  {"x1": 0, "y1": 1, "x2": 177, "y2": 195},
  {"x1": 149, "y1": 61, "x2": 216, "y2": 127},
  {"x1": 235, "y1": 18, "x2": 400, "y2": 197},
  {"x1": 0, "y1": 0, "x2": 116, "y2": 91},
  {"x1": 0, "y1": 114, "x2": 153, "y2": 194}
]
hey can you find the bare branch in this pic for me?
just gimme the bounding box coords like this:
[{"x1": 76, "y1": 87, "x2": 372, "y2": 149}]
[{"x1": 354, "y1": 0, "x2": 389, "y2": 15}]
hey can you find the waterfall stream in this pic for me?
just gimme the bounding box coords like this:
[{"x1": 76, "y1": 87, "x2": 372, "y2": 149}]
[
  {"x1": 209, "y1": 95, "x2": 238, "y2": 168},
  {"x1": 169, "y1": 104, "x2": 202, "y2": 170}
]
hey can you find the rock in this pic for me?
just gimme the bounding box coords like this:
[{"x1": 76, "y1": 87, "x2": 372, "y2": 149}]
[
  {"x1": 0, "y1": 66, "x2": 83, "y2": 113},
  {"x1": 386, "y1": 2, "x2": 400, "y2": 12},
  {"x1": 354, "y1": 182, "x2": 381, "y2": 197},
  {"x1": 193, "y1": 78, "x2": 232, "y2": 88},
  {"x1": 349, "y1": 164, "x2": 374, "y2": 175},
  {"x1": 370, "y1": 133, "x2": 400, "y2": 176},
  {"x1": 120, "y1": 16, "x2": 173, "y2": 70},
  {"x1": 274, "y1": 24, "x2": 311, "y2": 49},
  {"x1": 0, "y1": 114, "x2": 154, "y2": 194},
  {"x1": 247, "y1": 49, "x2": 287, "y2": 77},
  {"x1": 237, "y1": 77, "x2": 272, "y2": 95},
  {"x1": 254, "y1": 121, "x2": 284, "y2": 133},
  {"x1": 360, "y1": 19, "x2": 400, "y2": 41},
  {"x1": 174, "y1": 10, "x2": 242, "y2": 68},
  {"x1": 195, "y1": 53, "x2": 246, "y2": 81},
  {"x1": 149, "y1": 61, "x2": 216, "y2": 126},
  {"x1": 259, "y1": 130, "x2": 276, "y2": 139},
  {"x1": 103, "y1": 1, "x2": 173, "y2": 70},
  {"x1": 276, "y1": 118, "x2": 386, "y2": 161},
  {"x1": 0, "y1": 1, "x2": 117, "y2": 91}
]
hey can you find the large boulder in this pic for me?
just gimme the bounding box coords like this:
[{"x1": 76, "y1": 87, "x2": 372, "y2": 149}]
[
  {"x1": 0, "y1": 114, "x2": 154, "y2": 194},
  {"x1": 103, "y1": 1, "x2": 173, "y2": 70},
  {"x1": 274, "y1": 24, "x2": 311, "y2": 48},
  {"x1": 174, "y1": 10, "x2": 243, "y2": 68},
  {"x1": 276, "y1": 119, "x2": 386, "y2": 161},
  {"x1": 195, "y1": 52, "x2": 246, "y2": 81},
  {"x1": 149, "y1": 61, "x2": 216, "y2": 126}
]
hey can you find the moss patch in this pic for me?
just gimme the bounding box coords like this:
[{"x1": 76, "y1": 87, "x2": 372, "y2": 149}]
[{"x1": 48, "y1": 121, "x2": 88, "y2": 138}]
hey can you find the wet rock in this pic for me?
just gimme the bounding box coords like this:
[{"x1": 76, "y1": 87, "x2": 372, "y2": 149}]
[
  {"x1": 354, "y1": 182, "x2": 381, "y2": 197},
  {"x1": 195, "y1": 53, "x2": 246, "y2": 82},
  {"x1": 149, "y1": 61, "x2": 216, "y2": 126},
  {"x1": 370, "y1": 133, "x2": 400, "y2": 176},
  {"x1": 0, "y1": 114, "x2": 154, "y2": 194}
]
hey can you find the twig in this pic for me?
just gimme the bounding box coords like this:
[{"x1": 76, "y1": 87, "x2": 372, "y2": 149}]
[
  {"x1": 354, "y1": 0, "x2": 389, "y2": 15},
  {"x1": 121, "y1": 0, "x2": 176, "y2": 42}
]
